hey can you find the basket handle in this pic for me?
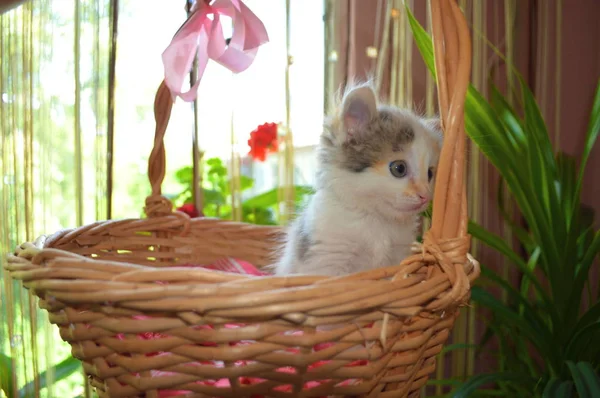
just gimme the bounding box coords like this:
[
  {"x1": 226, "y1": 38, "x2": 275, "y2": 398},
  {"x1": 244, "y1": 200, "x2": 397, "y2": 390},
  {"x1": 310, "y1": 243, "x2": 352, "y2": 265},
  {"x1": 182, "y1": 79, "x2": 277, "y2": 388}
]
[
  {"x1": 429, "y1": 0, "x2": 471, "y2": 240},
  {"x1": 144, "y1": 81, "x2": 175, "y2": 218}
]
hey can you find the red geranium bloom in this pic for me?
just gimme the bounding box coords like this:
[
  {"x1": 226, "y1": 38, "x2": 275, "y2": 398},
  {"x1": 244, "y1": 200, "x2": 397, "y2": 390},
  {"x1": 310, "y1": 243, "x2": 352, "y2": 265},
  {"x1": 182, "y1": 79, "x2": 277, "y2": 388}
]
[
  {"x1": 176, "y1": 203, "x2": 202, "y2": 218},
  {"x1": 248, "y1": 122, "x2": 279, "y2": 162}
]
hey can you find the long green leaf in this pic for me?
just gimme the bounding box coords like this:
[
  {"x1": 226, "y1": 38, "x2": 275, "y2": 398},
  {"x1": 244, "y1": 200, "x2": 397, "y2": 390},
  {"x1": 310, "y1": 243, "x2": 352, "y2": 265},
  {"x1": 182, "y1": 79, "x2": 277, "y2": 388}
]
[
  {"x1": 496, "y1": 172, "x2": 535, "y2": 253},
  {"x1": 489, "y1": 84, "x2": 526, "y2": 150},
  {"x1": 571, "y1": 300, "x2": 600, "y2": 340},
  {"x1": 568, "y1": 230, "x2": 600, "y2": 326},
  {"x1": 517, "y1": 77, "x2": 565, "y2": 283},
  {"x1": 556, "y1": 153, "x2": 577, "y2": 229},
  {"x1": 407, "y1": 5, "x2": 600, "y2": 390},
  {"x1": 543, "y1": 378, "x2": 574, "y2": 398},
  {"x1": 405, "y1": 7, "x2": 435, "y2": 77},
  {"x1": 0, "y1": 353, "x2": 15, "y2": 398},
  {"x1": 452, "y1": 372, "x2": 535, "y2": 398},
  {"x1": 475, "y1": 269, "x2": 555, "y2": 353},
  {"x1": 565, "y1": 322, "x2": 600, "y2": 363},
  {"x1": 471, "y1": 285, "x2": 557, "y2": 371},
  {"x1": 19, "y1": 356, "x2": 81, "y2": 397},
  {"x1": 468, "y1": 221, "x2": 523, "y2": 266},
  {"x1": 519, "y1": 247, "x2": 541, "y2": 315},
  {"x1": 468, "y1": 221, "x2": 549, "y2": 303},
  {"x1": 574, "y1": 80, "x2": 600, "y2": 207},
  {"x1": 576, "y1": 229, "x2": 600, "y2": 288},
  {"x1": 567, "y1": 361, "x2": 592, "y2": 398},
  {"x1": 556, "y1": 381, "x2": 575, "y2": 398},
  {"x1": 577, "y1": 362, "x2": 600, "y2": 397},
  {"x1": 243, "y1": 186, "x2": 314, "y2": 209},
  {"x1": 519, "y1": 75, "x2": 558, "y2": 209},
  {"x1": 426, "y1": 378, "x2": 462, "y2": 387},
  {"x1": 438, "y1": 343, "x2": 478, "y2": 356},
  {"x1": 406, "y1": 6, "x2": 518, "y2": 171}
]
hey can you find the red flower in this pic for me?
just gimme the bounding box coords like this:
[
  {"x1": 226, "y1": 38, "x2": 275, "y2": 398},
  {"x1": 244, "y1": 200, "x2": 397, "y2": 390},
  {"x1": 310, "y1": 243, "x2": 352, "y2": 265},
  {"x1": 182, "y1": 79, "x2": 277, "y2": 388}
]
[
  {"x1": 248, "y1": 122, "x2": 279, "y2": 162},
  {"x1": 176, "y1": 203, "x2": 202, "y2": 218}
]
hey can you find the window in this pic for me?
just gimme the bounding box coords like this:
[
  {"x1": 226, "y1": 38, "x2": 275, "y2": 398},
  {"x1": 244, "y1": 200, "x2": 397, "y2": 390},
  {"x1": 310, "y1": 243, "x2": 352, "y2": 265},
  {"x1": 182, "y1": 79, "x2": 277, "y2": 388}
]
[{"x1": 112, "y1": 0, "x2": 325, "y2": 218}]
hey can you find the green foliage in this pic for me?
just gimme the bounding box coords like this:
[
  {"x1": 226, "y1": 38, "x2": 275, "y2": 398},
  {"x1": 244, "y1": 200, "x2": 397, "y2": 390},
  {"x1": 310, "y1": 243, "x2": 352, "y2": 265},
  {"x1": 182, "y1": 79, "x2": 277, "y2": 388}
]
[
  {"x1": 407, "y1": 6, "x2": 600, "y2": 397},
  {"x1": 170, "y1": 157, "x2": 314, "y2": 225},
  {"x1": 0, "y1": 353, "x2": 16, "y2": 398},
  {"x1": 20, "y1": 356, "x2": 82, "y2": 397},
  {"x1": 0, "y1": 352, "x2": 81, "y2": 398}
]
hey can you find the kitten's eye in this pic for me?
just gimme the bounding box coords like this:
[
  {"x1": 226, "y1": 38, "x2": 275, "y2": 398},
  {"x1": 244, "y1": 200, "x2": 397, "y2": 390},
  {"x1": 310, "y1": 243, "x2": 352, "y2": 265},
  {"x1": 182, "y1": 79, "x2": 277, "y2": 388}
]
[
  {"x1": 389, "y1": 160, "x2": 408, "y2": 178},
  {"x1": 428, "y1": 167, "x2": 434, "y2": 182}
]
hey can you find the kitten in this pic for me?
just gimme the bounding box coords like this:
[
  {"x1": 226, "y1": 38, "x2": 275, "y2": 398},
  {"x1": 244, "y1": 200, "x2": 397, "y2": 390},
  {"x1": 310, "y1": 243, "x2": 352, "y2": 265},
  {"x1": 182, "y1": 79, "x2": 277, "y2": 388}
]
[{"x1": 274, "y1": 81, "x2": 443, "y2": 276}]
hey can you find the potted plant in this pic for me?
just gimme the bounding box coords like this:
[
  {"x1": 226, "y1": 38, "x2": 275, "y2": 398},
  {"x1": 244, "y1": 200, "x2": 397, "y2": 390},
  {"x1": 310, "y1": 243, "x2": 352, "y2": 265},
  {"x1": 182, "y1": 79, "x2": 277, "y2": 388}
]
[
  {"x1": 407, "y1": 7, "x2": 600, "y2": 397},
  {"x1": 170, "y1": 122, "x2": 314, "y2": 225}
]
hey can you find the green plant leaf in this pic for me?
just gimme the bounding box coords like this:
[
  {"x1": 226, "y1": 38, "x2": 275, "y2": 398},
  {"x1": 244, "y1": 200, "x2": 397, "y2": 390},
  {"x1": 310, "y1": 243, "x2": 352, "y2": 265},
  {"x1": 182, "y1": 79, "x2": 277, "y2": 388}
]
[
  {"x1": 407, "y1": 7, "x2": 600, "y2": 395},
  {"x1": 405, "y1": 6, "x2": 435, "y2": 77},
  {"x1": 519, "y1": 74, "x2": 557, "y2": 196},
  {"x1": 576, "y1": 229, "x2": 600, "y2": 288},
  {"x1": 475, "y1": 270, "x2": 553, "y2": 342},
  {"x1": 471, "y1": 283, "x2": 558, "y2": 375},
  {"x1": 556, "y1": 382, "x2": 575, "y2": 398},
  {"x1": 574, "y1": 80, "x2": 600, "y2": 208},
  {"x1": 203, "y1": 188, "x2": 226, "y2": 206},
  {"x1": 19, "y1": 356, "x2": 81, "y2": 397},
  {"x1": 565, "y1": 322, "x2": 600, "y2": 364},
  {"x1": 452, "y1": 372, "x2": 535, "y2": 398},
  {"x1": 406, "y1": 4, "x2": 518, "y2": 170},
  {"x1": 438, "y1": 343, "x2": 478, "y2": 356},
  {"x1": 468, "y1": 221, "x2": 548, "y2": 302},
  {"x1": 425, "y1": 378, "x2": 462, "y2": 387},
  {"x1": 519, "y1": 246, "x2": 541, "y2": 313},
  {"x1": 489, "y1": 83, "x2": 526, "y2": 152},
  {"x1": 242, "y1": 205, "x2": 277, "y2": 226},
  {"x1": 576, "y1": 362, "x2": 600, "y2": 397},
  {"x1": 543, "y1": 378, "x2": 574, "y2": 398},
  {"x1": 566, "y1": 361, "x2": 592, "y2": 398},
  {"x1": 0, "y1": 353, "x2": 15, "y2": 398},
  {"x1": 239, "y1": 175, "x2": 254, "y2": 191},
  {"x1": 497, "y1": 177, "x2": 534, "y2": 253},
  {"x1": 475, "y1": 324, "x2": 496, "y2": 358},
  {"x1": 570, "y1": 300, "x2": 600, "y2": 340},
  {"x1": 243, "y1": 186, "x2": 314, "y2": 209},
  {"x1": 174, "y1": 166, "x2": 193, "y2": 185},
  {"x1": 568, "y1": 230, "x2": 600, "y2": 326},
  {"x1": 556, "y1": 153, "x2": 577, "y2": 228},
  {"x1": 209, "y1": 164, "x2": 227, "y2": 178},
  {"x1": 206, "y1": 157, "x2": 223, "y2": 168}
]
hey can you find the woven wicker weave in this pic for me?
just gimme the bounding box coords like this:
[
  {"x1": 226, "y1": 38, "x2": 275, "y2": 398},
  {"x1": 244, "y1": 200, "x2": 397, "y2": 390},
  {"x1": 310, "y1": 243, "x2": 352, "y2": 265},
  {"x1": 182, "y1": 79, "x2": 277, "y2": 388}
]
[{"x1": 5, "y1": 1, "x2": 480, "y2": 396}]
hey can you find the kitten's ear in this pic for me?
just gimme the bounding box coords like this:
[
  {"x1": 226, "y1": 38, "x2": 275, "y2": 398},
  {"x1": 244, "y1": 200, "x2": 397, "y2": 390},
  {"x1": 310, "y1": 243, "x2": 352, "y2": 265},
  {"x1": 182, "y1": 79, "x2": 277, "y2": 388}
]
[
  {"x1": 423, "y1": 117, "x2": 442, "y2": 134},
  {"x1": 423, "y1": 117, "x2": 444, "y2": 148},
  {"x1": 340, "y1": 85, "x2": 377, "y2": 139}
]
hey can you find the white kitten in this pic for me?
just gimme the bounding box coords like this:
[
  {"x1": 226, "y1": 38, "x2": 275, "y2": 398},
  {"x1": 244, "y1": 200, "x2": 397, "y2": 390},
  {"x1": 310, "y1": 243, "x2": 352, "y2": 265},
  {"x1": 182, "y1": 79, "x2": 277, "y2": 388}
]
[{"x1": 274, "y1": 81, "x2": 443, "y2": 276}]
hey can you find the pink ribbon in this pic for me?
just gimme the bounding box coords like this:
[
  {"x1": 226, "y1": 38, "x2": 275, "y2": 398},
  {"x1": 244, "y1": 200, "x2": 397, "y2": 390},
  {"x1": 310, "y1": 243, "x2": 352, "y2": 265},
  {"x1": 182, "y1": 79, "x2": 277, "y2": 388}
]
[{"x1": 162, "y1": 0, "x2": 269, "y2": 102}]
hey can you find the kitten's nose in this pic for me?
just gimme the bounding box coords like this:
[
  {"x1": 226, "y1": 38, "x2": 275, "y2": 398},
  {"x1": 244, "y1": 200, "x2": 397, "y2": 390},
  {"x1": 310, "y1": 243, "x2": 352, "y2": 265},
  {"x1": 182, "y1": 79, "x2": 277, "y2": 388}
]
[{"x1": 417, "y1": 194, "x2": 429, "y2": 203}]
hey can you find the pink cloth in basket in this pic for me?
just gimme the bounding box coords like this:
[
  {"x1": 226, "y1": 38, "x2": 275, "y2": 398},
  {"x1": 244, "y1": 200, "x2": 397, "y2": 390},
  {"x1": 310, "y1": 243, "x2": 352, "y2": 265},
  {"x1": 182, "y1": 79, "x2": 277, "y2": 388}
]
[{"x1": 113, "y1": 258, "x2": 368, "y2": 397}]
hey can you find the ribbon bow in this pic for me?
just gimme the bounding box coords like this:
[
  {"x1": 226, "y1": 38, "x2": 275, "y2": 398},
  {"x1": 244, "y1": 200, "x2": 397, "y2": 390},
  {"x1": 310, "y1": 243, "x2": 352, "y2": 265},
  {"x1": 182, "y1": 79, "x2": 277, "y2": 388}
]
[{"x1": 162, "y1": 0, "x2": 269, "y2": 102}]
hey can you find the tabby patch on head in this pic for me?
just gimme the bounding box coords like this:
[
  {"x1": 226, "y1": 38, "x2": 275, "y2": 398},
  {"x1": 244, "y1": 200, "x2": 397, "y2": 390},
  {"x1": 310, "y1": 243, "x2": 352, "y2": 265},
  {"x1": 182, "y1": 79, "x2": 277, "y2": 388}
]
[{"x1": 325, "y1": 108, "x2": 417, "y2": 172}]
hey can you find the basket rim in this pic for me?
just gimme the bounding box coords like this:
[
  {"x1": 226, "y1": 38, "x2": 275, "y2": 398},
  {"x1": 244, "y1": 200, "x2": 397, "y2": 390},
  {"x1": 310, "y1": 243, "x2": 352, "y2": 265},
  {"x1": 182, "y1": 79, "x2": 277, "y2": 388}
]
[{"x1": 5, "y1": 217, "x2": 480, "y2": 321}]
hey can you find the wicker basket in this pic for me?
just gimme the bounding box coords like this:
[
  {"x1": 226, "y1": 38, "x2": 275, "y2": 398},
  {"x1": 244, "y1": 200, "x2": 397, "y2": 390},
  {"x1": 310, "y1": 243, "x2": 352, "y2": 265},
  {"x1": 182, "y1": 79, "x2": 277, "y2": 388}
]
[{"x1": 5, "y1": 1, "x2": 479, "y2": 396}]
